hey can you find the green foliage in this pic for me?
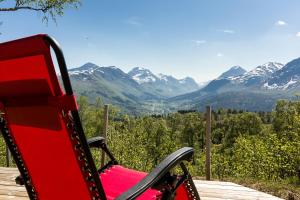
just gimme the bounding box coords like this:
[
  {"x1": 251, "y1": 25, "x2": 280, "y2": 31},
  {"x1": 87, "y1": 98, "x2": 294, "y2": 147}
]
[
  {"x1": 0, "y1": 96, "x2": 298, "y2": 198},
  {"x1": 212, "y1": 112, "x2": 263, "y2": 148},
  {"x1": 273, "y1": 100, "x2": 300, "y2": 139},
  {"x1": 0, "y1": 136, "x2": 6, "y2": 166},
  {"x1": 0, "y1": 0, "x2": 80, "y2": 21},
  {"x1": 76, "y1": 97, "x2": 299, "y2": 186}
]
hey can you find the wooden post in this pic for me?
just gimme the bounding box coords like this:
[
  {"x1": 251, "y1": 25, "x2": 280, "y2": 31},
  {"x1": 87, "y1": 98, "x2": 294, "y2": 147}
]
[
  {"x1": 205, "y1": 105, "x2": 211, "y2": 180},
  {"x1": 5, "y1": 145, "x2": 10, "y2": 167},
  {"x1": 101, "y1": 104, "x2": 109, "y2": 167}
]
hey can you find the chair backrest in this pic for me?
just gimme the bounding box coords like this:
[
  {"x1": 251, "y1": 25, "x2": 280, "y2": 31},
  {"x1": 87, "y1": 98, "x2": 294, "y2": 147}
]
[{"x1": 0, "y1": 35, "x2": 105, "y2": 200}]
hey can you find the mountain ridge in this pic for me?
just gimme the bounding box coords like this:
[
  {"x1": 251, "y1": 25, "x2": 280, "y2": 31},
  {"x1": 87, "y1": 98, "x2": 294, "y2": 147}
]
[
  {"x1": 168, "y1": 60, "x2": 300, "y2": 112},
  {"x1": 67, "y1": 57, "x2": 300, "y2": 114},
  {"x1": 68, "y1": 63, "x2": 200, "y2": 113}
]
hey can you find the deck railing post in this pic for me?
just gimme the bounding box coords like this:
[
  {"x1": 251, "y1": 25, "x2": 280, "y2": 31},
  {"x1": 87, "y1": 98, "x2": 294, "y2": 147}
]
[
  {"x1": 101, "y1": 104, "x2": 109, "y2": 167},
  {"x1": 205, "y1": 105, "x2": 211, "y2": 180}
]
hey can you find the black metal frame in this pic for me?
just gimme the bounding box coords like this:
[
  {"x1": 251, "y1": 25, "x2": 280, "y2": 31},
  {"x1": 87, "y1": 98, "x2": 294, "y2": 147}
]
[
  {"x1": 88, "y1": 137, "x2": 200, "y2": 200},
  {"x1": 0, "y1": 35, "x2": 200, "y2": 200},
  {"x1": 44, "y1": 35, "x2": 107, "y2": 200},
  {"x1": 115, "y1": 147, "x2": 200, "y2": 200},
  {"x1": 0, "y1": 116, "x2": 37, "y2": 199},
  {"x1": 87, "y1": 136, "x2": 118, "y2": 173}
]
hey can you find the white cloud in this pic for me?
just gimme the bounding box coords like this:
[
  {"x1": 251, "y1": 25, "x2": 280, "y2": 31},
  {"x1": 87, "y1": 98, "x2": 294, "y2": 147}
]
[
  {"x1": 296, "y1": 32, "x2": 300, "y2": 37},
  {"x1": 275, "y1": 20, "x2": 287, "y2": 26},
  {"x1": 217, "y1": 53, "x2": 224, "y2": 57},
  {"x1": 193, "y1": 40, "x2": 207, "y2": 46},
  {"x1": 218, "y1": 29, "x2": 235, "y2": 34},
  {"x1": 124, "y1": 17, "x2": 142, "y2": 26}
]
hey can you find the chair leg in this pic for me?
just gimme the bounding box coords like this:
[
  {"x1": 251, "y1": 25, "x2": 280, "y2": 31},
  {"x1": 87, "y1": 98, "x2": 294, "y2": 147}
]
[
  {"x1": 180, "y1": 163, "x2": 201, "y2": 200},
  {"x1": 15, "y1": 174, "x2": 24, "y2": 185}
]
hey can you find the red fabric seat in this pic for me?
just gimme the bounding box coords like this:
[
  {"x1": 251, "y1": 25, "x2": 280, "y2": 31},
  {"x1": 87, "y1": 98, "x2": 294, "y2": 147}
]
[
  {"x1": 100, "y1": 165, "x2": 189, "y2": 200},
  {"x1": 100, "y1": 165, "x2": 161, "y2": 200}
]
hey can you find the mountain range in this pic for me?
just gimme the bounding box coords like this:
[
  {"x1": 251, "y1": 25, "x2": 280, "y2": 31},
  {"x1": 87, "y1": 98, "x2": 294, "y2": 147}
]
[
  {"x1": 68, "y1": 63, "x2": 200, "y2": 114},
  {"x1": 68, "y1": 57, "x2": 300, "y2": 114},
  {"x1": 169, "y1": 59, "x2": 300, "y2": 112}
]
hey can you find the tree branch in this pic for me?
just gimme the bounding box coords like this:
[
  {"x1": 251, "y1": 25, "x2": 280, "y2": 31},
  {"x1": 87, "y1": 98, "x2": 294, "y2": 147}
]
[
  {"x1": 0, "y1": 6, "x2": 45, "y2": 12},
  {"x1": 0, "y1": 0, "x2": 81, "y2": 21}
]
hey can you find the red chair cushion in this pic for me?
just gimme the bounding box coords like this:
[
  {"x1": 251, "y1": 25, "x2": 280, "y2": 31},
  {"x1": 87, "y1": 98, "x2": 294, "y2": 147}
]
[
  {"x1": 100, "y1": 165, "x2": 191, "y2": 200},
  {"x1": 100, "y1": 165, "x2": 162, "y2": 200}
]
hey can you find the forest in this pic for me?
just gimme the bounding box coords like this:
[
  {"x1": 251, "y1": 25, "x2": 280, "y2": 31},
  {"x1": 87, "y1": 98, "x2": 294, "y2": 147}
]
[{"x1": 0, "y1": 97, "x2": 299, "y2": 199}]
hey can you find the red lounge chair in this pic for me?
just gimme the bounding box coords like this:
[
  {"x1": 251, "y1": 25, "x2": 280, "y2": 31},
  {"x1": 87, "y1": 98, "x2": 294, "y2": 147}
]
[{"x1": 0, "y1": 35, "x2": 200, "y2": 200}]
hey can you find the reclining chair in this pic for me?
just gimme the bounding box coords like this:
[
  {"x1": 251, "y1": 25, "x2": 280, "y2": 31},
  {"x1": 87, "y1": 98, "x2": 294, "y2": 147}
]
[{"x1": 0, "y1": 34, "x2": 200, "y2": 200}]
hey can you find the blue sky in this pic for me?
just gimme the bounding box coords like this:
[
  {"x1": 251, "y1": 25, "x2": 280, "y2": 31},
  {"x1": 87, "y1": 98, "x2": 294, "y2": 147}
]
[{"x1": 1, "y1": 0, "x2": 300, "y2": 82}]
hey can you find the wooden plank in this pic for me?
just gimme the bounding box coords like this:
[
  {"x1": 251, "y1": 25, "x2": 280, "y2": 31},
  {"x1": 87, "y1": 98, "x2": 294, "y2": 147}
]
[
  {"x1": 0, "y1": 168, "x2": 283, "y2": 200},
  {"x1": 195, "y1": 180, "x2": 283, "y2": 200},
  {"x1": 0, "y1": 167, "x2": 27, "y2": 199},
  {"x1": 199, "y1": 191, "x2": 280, "y2": 200},
  {"x1": 0, "y1": 194, "x2": 28, "y2": 200},
  {"x1": 0, "y1": 167, "x2": 19, "y2": 172}
]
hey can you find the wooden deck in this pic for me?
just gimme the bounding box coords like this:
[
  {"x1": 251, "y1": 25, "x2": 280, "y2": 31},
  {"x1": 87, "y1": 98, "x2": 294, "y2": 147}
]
[{"x1": 0, "y1": 167, "x2": 282, "y2": 200}]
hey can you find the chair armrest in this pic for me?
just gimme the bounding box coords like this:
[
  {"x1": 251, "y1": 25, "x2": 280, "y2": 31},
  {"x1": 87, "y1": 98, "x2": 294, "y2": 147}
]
[
  {"x1": 87, "y1": 136, "x2": 105, "y2": 148},
  {"x1": 115, "y1": 147, "x2": 194, "y2": 200},
  {"x1": 87, "y1": 136, "x2": 118, "y2": 164}
]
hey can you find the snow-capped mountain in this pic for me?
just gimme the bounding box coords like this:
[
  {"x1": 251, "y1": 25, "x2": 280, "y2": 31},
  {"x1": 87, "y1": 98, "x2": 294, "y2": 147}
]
[
  {"x1": 234, "y1": 62, "x2": 284, "y2": 86},
  {"x1": 264, "y1": 58, "x2": 300, "y2": 90},
  {"x1": 201, "y1": 65, "x2": 247, "y2": 92},
  {"x1": 168, "y1": 60, "x2": 300, "y2": 112},
  {"x1": 67, "y1": 58, "x2": 300, "y2": 114},
  {"x1": 69, "y1": 62, "x2": 101, "y2": 75},
  {"x1": 128, "y1": 67, "x2": 199, "y2": 90},
  {"x1": 244, "y1": 62, "x2": 283, "y2": 78},
  {"x1": 218, "y1": 66, "x2": 246, "y2": 79},
  {"x1": 127, "y1": 67, "x2": 199, "y2": 96},
  {"x1": 128, "y1": 67, "x2": 158, "y2": 84},
  {"x1": 67, "y1": 63, "x2": 200, "y2": 113},
  {"x1": 201, "y1": 62, "x2": 284, "y2": 92}
]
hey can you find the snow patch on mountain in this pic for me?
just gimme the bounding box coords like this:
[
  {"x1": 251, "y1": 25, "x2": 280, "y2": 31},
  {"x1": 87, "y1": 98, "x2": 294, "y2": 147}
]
[
  {"x1": 248, "y1": 62, "x2": 283, "y2": 76},
  {"x1": 157, "y1": 73, "x2": 169, "y2": 82},
  {"x1": 235, "y1": 62, "x2": 283, "y2": 83},
  {"x1": 264, "y1": 78, "x2": 298, "y2": 90},
  {"x1": 69, "y1": 63, "x2": 104, "y2": 75},
  {"x1": 69, "y1": 67, "x2": 104, "y2": 76},
  {"x1": 129, "y1": 67, "x2": 158, "y2": 84},
  {"x1": 179, "y1": 79, "x2": 187, "y2": 84},
  {"x1": 128, "y1": 67, "x2": 194, "y2": 85},
  {"x1": 132, "y1": 73, "x2": 157, "y2": 84}
]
